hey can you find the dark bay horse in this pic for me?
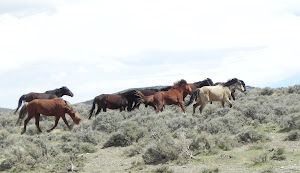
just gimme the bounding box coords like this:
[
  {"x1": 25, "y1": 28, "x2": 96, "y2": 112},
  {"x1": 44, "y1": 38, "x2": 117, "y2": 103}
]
[
  {"x1": 185, "y1": 78, "x2": 246, "y2": 114},
  {"x1": 14, "y1": 86, "x2": 74, "y2": 114},
  {"x1": 17, "y1": 98, "x2": 81, "y2": 134},
  {"x1": 122, "y1": 89, "x2": 158, "y2": 111},
  {"x1": 136, "y1": 79, "x2": 192, "y2": 114},
  {"x1": 88, "y1": 94, "x2": 128, "y2": 119}
]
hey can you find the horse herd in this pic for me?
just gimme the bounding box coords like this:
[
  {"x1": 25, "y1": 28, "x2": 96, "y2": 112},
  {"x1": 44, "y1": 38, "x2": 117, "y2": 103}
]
[{"x1": 14, "y1": 78, "x2": 246, "y2": 134}]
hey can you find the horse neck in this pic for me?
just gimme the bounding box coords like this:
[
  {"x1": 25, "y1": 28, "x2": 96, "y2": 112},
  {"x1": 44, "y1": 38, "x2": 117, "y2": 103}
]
[{"x1": 54, "y1": 89, "x2": 64, "y2": 97}]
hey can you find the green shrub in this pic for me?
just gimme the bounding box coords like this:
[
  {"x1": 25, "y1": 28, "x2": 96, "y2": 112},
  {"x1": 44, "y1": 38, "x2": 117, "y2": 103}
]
[
  {"x1": 251, "y1": 152, "x2": 269, "y2": 165},
  {"x1": 103, "y1": 121, "x2": 146, "y2": 148},
  {"x1": 270, "y1": 148, "x2": 286, "y2": 161},
  {"x1": 189, "y1": 134, "x2": 214, "y2": 155},
  {"x1": 280, "y1": 113, "x2": 300, "y2": 132},
  {"x1": 261, "y1": 88, "x2": 273, "y2": 96},
  {"x1": 237, "y1": 128, "x2": 269, "y2": 143},
  {"x1": 201, "y1": 168, "x2": 219, "y2": 173},
  {"x1": 285, "y1": 130, "x2": 300, "y2": 141},
  {"x1": 91, "y1": 112, "x2": 122, "y2": 133},
  {"x1": 151, "y1": 166, "x2": 174, "y2": 173},
  {"x1": 143, "y1": 136, "x2": 180, "y2": 165}
]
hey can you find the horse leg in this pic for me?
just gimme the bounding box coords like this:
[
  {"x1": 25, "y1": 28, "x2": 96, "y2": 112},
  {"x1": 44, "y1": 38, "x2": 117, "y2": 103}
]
[
  {"x1": 225, "y1": 98, "x2": 233, "y2": 108},
  {"x1": 156, "y1": 103, "x2": 163, "y2": 114},
  {"x1": 21, "y1": 115, "x2": 33, "y2": 135},
  {"x1": 47, "y1": 116, "x2": 60, "y2": 132},
  {"x1": 61, "y1": 115, "x2": 72, "y2": 131},
  {"x1": 178, "y1": 102, "x2": 186, "y2": 114},
  {"x1": 199, "y1": 102, "x2": 207, "y2": 114},
  {"x1": 34, "y1": 114, "x2": 42, "y2": 133},
  {"x1": 192, "y1": 103, "x2": 198, "y2": 115},
  {"x1": 221, "y1": 101, "x2": 225, "y2": 107}
]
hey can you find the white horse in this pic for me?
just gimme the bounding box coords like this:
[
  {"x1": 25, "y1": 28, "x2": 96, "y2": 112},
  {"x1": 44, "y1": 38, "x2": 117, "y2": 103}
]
[{"x1": 185, "y1": 78, "x2": 246, "y2": 114}]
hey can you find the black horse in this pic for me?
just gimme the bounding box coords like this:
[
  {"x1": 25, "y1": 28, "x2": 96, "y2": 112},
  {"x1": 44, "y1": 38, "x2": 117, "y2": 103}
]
[
  {"x1": 14, "y1": 86, "x2": 74, "y2": 114},
  {"x1": 122, "y1": 89, "x2": 158, "y2": 111}
]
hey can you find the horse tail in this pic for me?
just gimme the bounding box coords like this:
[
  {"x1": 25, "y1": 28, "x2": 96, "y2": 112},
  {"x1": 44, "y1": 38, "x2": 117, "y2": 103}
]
[
  {"x1": 185, "y1": 89, "x2": 200, "y2": 107},
  {"x1": 89, "y1": 97, "x2": 97, "y2": 119},
  {"x1": 16, "y1": 102, "x2": 28, "y2": 126},
  {"x1": 14, "y1": 94, "x2": 26, "y2": 114},
  {"x1": 144, "y1": 95, "x2": 154, "y2": 104}
]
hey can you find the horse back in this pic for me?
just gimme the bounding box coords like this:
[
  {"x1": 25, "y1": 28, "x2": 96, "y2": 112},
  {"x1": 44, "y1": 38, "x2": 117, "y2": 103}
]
[
  {"x1": 200, "y1": 86, "x2": 230, "y2": 101},
  {"x1": 154, "y1": 90, "x2": 182, "y2": 105},
  {"x1": 106, "y1": 94, "x2": 128, "y2": 109},
  {"x1": 27, "y1": 98, "x2": 65, "y2": 116}
]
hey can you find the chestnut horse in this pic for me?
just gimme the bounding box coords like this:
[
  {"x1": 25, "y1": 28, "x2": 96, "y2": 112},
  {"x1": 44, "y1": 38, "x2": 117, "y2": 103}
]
[
  {"x1": 185, "y1": 78, "x2": 246, "y2": 114},
  {"x1": 14, "y1": 86, "x2": 74, "y2": 114},
  {"x1": 136, "y1": 79, "x2": 192, "y2": 114},
  {"x1": 88, "y1": 94, "x2": 128, "y2": 119},
  {"x1": 17, "y1": 98, "x2": 81, "y2": 134},
  {"x1": 122, "y1": 89, "x2": 158, "y2": 111},
  {"x1": 158, "y1": 78, "x2": 214, "y2": 99}
]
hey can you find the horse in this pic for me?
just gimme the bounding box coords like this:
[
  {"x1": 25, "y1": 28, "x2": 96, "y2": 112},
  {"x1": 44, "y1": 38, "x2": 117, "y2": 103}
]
[
  {"x1": 136, "y1": 79, "x2": 192, "y2": 114},
  {"x1": 157, "y1": 78, "x2": 213, "y2": 99},
  {"x1": 88, "y1": 94, "x2": 128, "y2": 119},
  {"x1": 185, "y1": 78, "x2": 246, "y2": 114},
  {"x1": 14, "y1": 86, "x2": 74, "y2": 114},
  {"x1": 17, "y1": 98, "x2": 81, "y2": 134},
  {"x1": 213, "y1": 78, "x2": 246, "y2": 100},
  {"x1": 183, "y1": 78, "x2": 214, "y2": 99},
  {"x1": 122, "y1": 89, "x2": 158, "y2": 111}
]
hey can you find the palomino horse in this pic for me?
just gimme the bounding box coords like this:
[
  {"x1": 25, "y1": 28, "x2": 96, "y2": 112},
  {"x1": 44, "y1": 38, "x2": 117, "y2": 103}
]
[
  {"x1": 136, "y1": 79, "x2": 192, "y2": 114},
  {"x1": 185, "y1": 78, "x2": 246, "y2": 114},
  {"x1": 122, "y1": 89, "x2": 158, "y2": 111},
  {"x1": 17, "y1": 98, "x2": 81, "y2": 134},
  {"x1": 88, "y1": 94, "x2": 128, "y2": 119},
  {"x1": 14, "y1": 86, "x2": 74, "y2": 114}
]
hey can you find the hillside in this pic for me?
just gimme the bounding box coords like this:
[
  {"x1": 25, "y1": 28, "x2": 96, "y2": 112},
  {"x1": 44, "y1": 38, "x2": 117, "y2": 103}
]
[{"x1": 0, "y1": 86, "x2": 299, "y2": 173}]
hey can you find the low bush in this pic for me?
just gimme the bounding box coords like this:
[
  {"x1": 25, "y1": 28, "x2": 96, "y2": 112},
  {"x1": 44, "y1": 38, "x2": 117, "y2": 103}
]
[
  {"x1": 285, "y1": 130, "x2": 300, "y2": 141},
  {"x1": 237, "y1": 128, "x2": 270, "y2": 143},
  {"x1": 270, "y1": 148, "x2": 286, "y2": 161},
  {"x1": 150, "y1": 166, "x2": 174, "y2": 173},
  {"x1": 103, "y1": 121, "x2": 146, "y2": 148},
  {"x1": 143, "y1": 135, "x2": 180, "y2": 165}
]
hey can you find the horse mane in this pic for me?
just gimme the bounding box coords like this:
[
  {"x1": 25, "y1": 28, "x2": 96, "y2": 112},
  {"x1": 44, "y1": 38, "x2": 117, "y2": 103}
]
[
  {"x1": 45, "y1": 86, "x2": 68, "y2": 94},
  {"x1": 172, "y1": 79, "x2": 188, "y2": 89},
  {"x1": 240, "y1": 80, "x2": 246, "y2": 88},
  {"x1": 224, "y1": 78, "x2": 239, "y2": 87},
  {"x1": 194, "y1": 78, "x2": 214, "y2": 87}
]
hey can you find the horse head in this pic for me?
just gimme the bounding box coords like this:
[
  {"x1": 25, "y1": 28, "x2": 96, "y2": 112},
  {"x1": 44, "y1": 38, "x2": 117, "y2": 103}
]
[
  {"x1": 61, "y1": 86, "x2": 74, "y2": 97},
  {"x1": 235, "y1": 80, "x2": 246, "y2": 92},
  {"x1": 64, "y1": 101, "x2": 81, "y2": 124}
]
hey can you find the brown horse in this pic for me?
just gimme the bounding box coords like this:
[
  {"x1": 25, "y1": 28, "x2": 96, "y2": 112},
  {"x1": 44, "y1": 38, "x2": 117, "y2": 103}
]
[
  {"x1": 159, "y1": 78, "x2": 213, "y2": 99},
  {"x1": 88, "y1": 94, "x2": 128, "y2": 119},
  {"x1": 14, "y1": 86, "x2": 74, "y2": 114},
  {"x1": 136, "y1": 79, "x2": 192, "y2": 114},
  {"x1": 17, "y1": 98, "x2": 81, "y2": 134},
  {"x1": 122, "y1": 89, "x2": 158, "y2": 111}
]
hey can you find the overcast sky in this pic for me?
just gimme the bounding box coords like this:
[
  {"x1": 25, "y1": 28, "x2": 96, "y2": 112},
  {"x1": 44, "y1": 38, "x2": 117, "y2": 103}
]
[{"x1": 1, "y1": 0, "x2": 300, "y2": 109}]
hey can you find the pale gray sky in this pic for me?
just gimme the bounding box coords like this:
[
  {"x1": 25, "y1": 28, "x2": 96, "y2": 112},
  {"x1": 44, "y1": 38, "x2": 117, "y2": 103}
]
[{"x1": 1, "y1": 0, "x2": 300, "y2": 109}]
